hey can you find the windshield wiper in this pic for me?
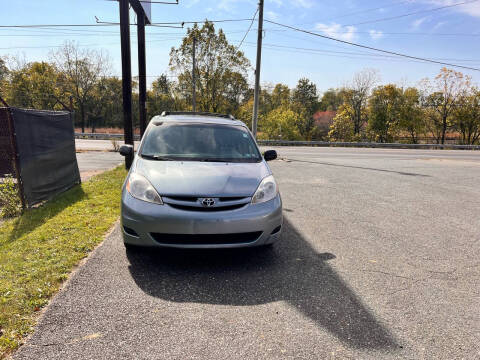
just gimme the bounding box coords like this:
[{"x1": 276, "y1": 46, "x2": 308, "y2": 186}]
[
  {"x1": 141, "y1": 154, "x2": 176, "y2": 161},
  {"x1": 198, "y1": 158, "x2": 228, "y2": 162}
]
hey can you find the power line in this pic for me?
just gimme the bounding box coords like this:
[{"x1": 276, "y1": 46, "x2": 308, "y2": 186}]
[
  {"x1": 344, "y1": 0, "x2": 480, "y2": 27},
  {"x1": 266, "y1": 28, "x2": 480, "y2": 37},
  {"x1": 3, "y1": 32, "x2": 480, "y2": 66},
  {"x1": 289, "y1": 0, "x2": 413, "y2": 26},
  {"x1": 0, "y1": 24, "x2": 114, "y2": 28},
  {"x1": 328, "y1": 0, "x2": 413, "y2": 20},
  {"x1": 0, "y1": 26, "x2": 256, "y2": 37},
  {"x1": 152, "y1": 18, "x2": 254, "y2": 25},
  {"x1": 288, "y1": 31, "x2": 480, "y2": 37},
  {"x1": 264, "y1": 19, "x2": 480, "y2": 72},
  {"x1": 236, "y1": 8, "x2": 259, "y2": 50},
  {"x1": 3, "y1": 25, "x2": 480, "y2": 38},
  {"x1": 104, "y1": 0, "x2": 178, "y2": 4},
  {"x1": 0, "y1": 19, "x2": 254, "y2": 29},
  {"x1": 243, "y1": 44, "x2": 436, "y2": 65},
  {"x1": 250, "y1": 41, "x2": 480, "y2": 63}
]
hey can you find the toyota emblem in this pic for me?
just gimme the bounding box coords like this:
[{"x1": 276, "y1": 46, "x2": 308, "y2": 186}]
[{"x1": 201, "y1": 198, "x2": 215, "y2": 207}]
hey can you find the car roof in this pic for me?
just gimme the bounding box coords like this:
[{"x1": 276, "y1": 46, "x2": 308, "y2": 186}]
[{"x1": 150, "y1": 113, "x2": 247, "y2": 127}]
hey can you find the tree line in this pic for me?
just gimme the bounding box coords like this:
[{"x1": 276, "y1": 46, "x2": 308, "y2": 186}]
[{"x1": 0, "y1": 21, "x2": 479, "y2": 145}]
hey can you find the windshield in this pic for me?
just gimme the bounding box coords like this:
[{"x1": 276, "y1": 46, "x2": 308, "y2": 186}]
[{"x1": 140, "y1": 123, "x2": 262, "y2": 163}]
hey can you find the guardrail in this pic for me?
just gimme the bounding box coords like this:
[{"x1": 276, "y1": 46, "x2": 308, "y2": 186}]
[
  {"x1": 74, "y1": 133, "x2": 480, "y2": 150},
  {"x1": 75, "y1": 132, "x2": 141, "y2": 141},
  {"x1": 257, "y1": 140, "x2": 480, "y2": 150}
]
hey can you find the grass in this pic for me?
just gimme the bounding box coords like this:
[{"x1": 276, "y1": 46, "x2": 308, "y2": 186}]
[{"x1": 0, "y1": 166, "x2": 127, "y2": 358}]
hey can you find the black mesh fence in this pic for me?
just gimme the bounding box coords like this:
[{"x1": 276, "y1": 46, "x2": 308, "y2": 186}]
[
  {"x1": 10, "y1": 108, "x2": 81, "y2": 206},
  {"x1": 0, "y1": 107, "x2": 15, "y2": 177}
]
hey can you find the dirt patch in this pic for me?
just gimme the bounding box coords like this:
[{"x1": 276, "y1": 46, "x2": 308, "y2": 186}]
[{"x1": 81, "y1": 170, "x2": 106, "y2": 182}]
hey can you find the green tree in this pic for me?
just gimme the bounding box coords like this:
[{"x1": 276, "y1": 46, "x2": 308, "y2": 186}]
[
  {"x1": 271, "y1": 83, "x2": 290, "y2": 108},
  {"x1": 319, "y1": 88, "x2": 343, "y2": 111},
  {"x1": 259, "y1": 107, "x2": 301, "y2": 140},
  {"x1": 223, "y1": 70, "x2": 249, "y2": 114},
  {"x1": 259, "y1": 88, "x2": 274, "y2": 116},
  {"x1": 397, "y1": 87, "x2": 424, "y2": 144},
  {"x1": 169, "y1": 21, "x2": 250, "y2": 114},
  {"x1": 152, "y1": 74, "x2": 171, "y2": 95},
  {"x1": 87, "y1": 77, "x2": 123, "y2": 131},
  {"x1": 6, "y1": 62, "x2": 62, "y2": 110},
  {"x1": 237, "y1": 97, "x2": 254, "y2": 129},
  {"x1": 0, "y1": 58, "x2": 8, "y2": 83},
  {"x1": 147, "y1": 75, "x2": 178, "y2": 120},
  {"x1": 292, "y1": 78, "x2": 319, "y2": 139},
  {"x1": 51, "y1": 41, "x2": 110, "y2": 133},
  {"x1": 453, "y1": 88, "x2": 480, "y2": 145},
  {"x1": 367, "y1": 84, "x2": 403, "y2": 143},
  {"x1": 343, "y1": 69, "x2": 378, "y2": 136},
  {"x1": 420, "y1": 67, "x2": 470, "y2": 144},
  {"x1": 328, "y1": 104, "x2": 355, "y2": 142}
]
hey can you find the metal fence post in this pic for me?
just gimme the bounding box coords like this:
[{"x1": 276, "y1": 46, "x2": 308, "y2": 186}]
[{"x1": 0, "y1": 97, "x2": 27, "y2": 210}]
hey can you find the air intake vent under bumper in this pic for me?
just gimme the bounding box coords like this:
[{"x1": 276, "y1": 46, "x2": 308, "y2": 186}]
[{"x1": 150, "y1": 232, "x2": 263, "y2": 245}]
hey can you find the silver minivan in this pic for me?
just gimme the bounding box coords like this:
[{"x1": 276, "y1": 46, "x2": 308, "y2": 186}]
[{"x1": 120, "y1": 112, "x2": 282, "y2": 249}]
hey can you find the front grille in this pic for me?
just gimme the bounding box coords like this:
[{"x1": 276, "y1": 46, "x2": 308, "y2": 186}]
[
  {"x1": 150, "y1": 232, "x2": 263, "y2": 245},
  {"x1": 168, "y1": 203, "x2": 246, "y2": 212},
  {"x1": 166, "y1": 196, "x2": 198, "y2": 202},
  {"x1": 218, "y1": 197, "x2": 246, "y2": 202},
  {"x1": 162, "y1": 195, "x2": 251, "y2": 212}
]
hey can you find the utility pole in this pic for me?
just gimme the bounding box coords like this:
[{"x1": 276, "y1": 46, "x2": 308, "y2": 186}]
[
  {"x1": 252, "y1": 0, "x2": 264, "y2": 139},
  {"x1": 192, "y1": 35, "x2": 197, "y2": 112},
  {"x1": 137, "y1": 13, "x2": 147, "y2": 137},
  {"x1": 119, "y1": 0, "x2": 134, "y2": 169}
]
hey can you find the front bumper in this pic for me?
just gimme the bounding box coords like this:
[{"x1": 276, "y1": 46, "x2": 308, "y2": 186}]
[{"x1": 121, "y1": 191, "x2": 283, "y2": 248}]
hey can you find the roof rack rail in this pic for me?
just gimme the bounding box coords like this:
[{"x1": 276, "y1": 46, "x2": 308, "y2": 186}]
[{"x1": 161, "y1": 111, "x2": 235, "y2": 120}]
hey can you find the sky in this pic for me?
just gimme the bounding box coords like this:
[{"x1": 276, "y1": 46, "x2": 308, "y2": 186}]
[{"x1": 1, "y1": 0, "x2": 480, "y2": 93}]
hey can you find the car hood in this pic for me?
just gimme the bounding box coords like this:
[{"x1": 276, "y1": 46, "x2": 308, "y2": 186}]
[{"x1": 134, "y1": 158, "x2": 271, "y2": 197}]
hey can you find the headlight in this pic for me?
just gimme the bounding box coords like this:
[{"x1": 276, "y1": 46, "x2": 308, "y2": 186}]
[
  {"x1": 252, "y1": 175, "x2": 278, "y2": 204},
  {"x1": 126, "y1": 173, "x2": 163, "y2": 204}
]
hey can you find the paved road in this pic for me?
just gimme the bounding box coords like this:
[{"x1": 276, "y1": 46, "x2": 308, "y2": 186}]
[
  {"x1": 15, "y1": 147, "x2": 480, "y2": 359},
  {"x1": 76, "y1": 151, "x2": 123, "y2": 181},
  {"x1": 76, "y1": 139, "x2": 139, "y2": 152}
]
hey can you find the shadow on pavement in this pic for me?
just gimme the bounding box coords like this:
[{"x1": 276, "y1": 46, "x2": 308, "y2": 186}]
[
  {"x1": 285, "y1": 158, "x2": 430, "y2": 177},
  {"x1": 126, "y1": 218, "x2": 399, "y2": 351}
]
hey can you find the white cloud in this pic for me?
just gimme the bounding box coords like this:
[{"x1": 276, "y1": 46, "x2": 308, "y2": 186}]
[
  {"x1": 369, "y1": 30, "x2": 384, "y2": 40},
  {"x1": 411, "y1": 16, "x2": 428, "y2": 29},
  {"x1": 315, "y1": 23, "x2": 357, "y2": 41},
  {"x1": 421, "y1": 1, "x2": 480, "y2": 18},
  {"x1": 268, "y1": 0, "x2": 283, "y2": 6},
  {"x1": 184, "y1": 0, "x2": 200, "y2": 8},
  {"x1": 217, "y1": 0, "x2": 248, "y2": 12},
  {"x1": 266, "y1": 11, "x2": 280, "y2": 21},
  {"x1": 432, "y1": 21, "x2": 447, "y2": 30},
  {"x1": 294, "y1": 0, "x2": 314, "y2": 9}
]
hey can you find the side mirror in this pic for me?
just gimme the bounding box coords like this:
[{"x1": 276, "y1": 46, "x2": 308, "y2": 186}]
[
  {"x1": 119, "y1": 145, "x2": 134, "y2": 157},
  {"x1": 264, "y1": 150, "x2": 277, "y2": 162}
]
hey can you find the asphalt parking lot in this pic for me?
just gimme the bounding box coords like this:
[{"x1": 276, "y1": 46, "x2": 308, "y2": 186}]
[{"x1": 15, "y1": 147, "x2": 480, "y2": 359}]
